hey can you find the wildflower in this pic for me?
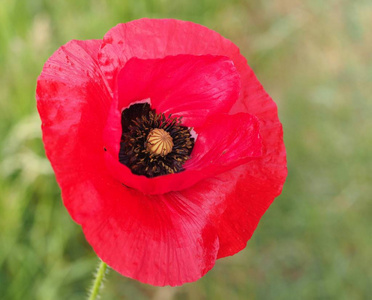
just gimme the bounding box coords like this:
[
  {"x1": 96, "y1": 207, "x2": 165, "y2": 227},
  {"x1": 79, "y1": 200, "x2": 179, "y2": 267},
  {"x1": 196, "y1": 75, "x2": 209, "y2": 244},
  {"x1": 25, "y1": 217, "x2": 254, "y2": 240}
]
[{"x1": 37, "y1": 19, "x2": 287, "y2": 286}]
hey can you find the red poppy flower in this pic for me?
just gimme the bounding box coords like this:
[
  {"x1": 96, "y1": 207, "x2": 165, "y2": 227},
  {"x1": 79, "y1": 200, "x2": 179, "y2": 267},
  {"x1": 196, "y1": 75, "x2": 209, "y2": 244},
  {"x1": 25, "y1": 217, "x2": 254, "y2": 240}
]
[{"x1": 36, "y1": 19, "x2": 287, "y2": 286}]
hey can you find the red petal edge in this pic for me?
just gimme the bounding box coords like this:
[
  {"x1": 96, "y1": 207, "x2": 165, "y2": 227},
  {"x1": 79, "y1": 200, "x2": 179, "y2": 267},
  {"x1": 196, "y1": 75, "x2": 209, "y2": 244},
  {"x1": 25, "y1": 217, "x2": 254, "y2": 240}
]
[
  {"x1": 82, "y1": 185, "x2": 219, "y2": 286},
  {"x1": 36, "y1": 39, "x2": 111, "y2": 224}
]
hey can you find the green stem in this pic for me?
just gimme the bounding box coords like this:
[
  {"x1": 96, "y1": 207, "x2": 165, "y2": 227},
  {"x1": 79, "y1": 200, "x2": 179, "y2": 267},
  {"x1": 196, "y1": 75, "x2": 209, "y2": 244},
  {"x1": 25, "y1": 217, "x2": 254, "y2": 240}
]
[{"x1": 88, "y1": 259, "x2": 108, "y2": 300}]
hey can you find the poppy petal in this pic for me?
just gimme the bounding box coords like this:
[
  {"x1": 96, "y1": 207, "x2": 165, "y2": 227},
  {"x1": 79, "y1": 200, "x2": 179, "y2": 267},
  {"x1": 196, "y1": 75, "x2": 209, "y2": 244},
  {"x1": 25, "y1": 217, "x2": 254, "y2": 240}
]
[
  {"x1": 82, "y1": 180, "x2": 219, "y2": 286},
  {"x1": 98, "y1": 19, "x2": 242, "y2": 91},
  {"x1": 185, "y1": 112, "x2": 262, "y2": 171},
  {"x1": 214, "y1": 79, "x2": 287, "y2": 258},
  {"x1": 116, "y1": 54, "x2": 240, "y2": 127},
  {"x1": 36, "y1": 39, "x2": 112, "y2": 224}
]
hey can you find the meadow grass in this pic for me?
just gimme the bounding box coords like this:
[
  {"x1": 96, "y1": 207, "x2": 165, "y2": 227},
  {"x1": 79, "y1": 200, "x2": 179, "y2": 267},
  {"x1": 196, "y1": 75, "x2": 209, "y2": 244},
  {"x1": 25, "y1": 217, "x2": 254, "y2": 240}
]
[{"x1": 1, "y1": 0, "x2": 371, "y2": 299}]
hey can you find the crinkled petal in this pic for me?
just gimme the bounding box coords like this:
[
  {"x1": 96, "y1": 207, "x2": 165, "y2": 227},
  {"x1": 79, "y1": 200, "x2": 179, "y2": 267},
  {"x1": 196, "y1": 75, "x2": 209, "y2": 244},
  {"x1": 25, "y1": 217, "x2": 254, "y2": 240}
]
[
  {"x1": 215, "y1": 83, "x2": 287, "y2": 258},
  {"x1": 36, "y1": 39, "x2": 112, "y2": 224},
  {"x1": 185, "y1": 112, "x2": 262, "y2": 170},
  {"x1": 82, "y1": 179, "x2": 219, "y2": 286},
  {"x1": 216, "y1": 75, "x2": 287, "y2": 256},
  {"x1": 117, "y1": 54, "x2": 240, "y2": 127},
  {"x1": 98, "y1": 19, "x2": 242, "y2": 91}
]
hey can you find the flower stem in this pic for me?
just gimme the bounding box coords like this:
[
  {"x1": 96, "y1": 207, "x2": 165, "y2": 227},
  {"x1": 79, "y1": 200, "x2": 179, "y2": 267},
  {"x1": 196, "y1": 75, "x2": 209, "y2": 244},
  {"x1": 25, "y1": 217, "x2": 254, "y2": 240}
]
[{"x1": 88, "y1": 259, "x2": 108, "y2": 300}]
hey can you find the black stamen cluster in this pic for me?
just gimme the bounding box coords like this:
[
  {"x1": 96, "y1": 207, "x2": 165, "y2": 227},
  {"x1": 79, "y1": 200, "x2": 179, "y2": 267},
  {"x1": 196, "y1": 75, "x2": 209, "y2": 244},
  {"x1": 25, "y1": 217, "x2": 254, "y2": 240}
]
[{"x1": 119, "y1": 103, "x2": 194, "y2": 178}]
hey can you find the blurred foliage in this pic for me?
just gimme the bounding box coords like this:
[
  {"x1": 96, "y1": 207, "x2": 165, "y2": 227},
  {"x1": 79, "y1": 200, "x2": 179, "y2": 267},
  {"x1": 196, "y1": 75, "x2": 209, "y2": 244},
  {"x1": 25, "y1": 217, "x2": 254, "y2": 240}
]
[{"x1": 1, "y1": 0, "x2": 371, "y2": 299}]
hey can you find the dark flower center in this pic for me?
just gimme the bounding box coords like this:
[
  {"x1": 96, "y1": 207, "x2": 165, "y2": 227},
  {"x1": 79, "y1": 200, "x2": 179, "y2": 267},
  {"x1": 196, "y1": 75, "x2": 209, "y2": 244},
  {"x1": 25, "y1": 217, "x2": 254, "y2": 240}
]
[{"x1": 119, "y1": 103, "x2": 194, "y2": 178}]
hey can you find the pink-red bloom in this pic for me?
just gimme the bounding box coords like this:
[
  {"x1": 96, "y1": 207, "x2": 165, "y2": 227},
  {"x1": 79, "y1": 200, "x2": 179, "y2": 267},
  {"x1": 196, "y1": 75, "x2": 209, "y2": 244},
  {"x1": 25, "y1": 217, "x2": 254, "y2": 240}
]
[{"x1": 36, "y1": 19, "x2": 287, "y2": 286}]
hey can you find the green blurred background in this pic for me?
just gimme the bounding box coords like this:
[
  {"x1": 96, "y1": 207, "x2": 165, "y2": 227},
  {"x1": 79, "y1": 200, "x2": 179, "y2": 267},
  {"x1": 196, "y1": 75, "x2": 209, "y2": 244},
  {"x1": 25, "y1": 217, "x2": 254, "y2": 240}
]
[{"x1": 1, "y1": 0, "x2": 371, "y2": 299}]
